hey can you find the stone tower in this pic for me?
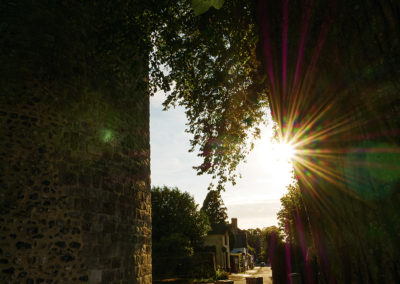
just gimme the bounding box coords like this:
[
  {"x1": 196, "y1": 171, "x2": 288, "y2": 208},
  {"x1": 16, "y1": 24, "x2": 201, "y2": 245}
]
[{"x1": 0, "y1": 1, "x2": 151, "y2": 283}]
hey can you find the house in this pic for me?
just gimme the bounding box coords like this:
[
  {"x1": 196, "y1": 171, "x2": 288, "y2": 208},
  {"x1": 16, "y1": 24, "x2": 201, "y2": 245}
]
[
  {"x1": 230, "y1": 218, "x2": 247, "y2": 248},
  {"x1": 229, "y1": 218, "x2": 254, "y2": 272},
  {"x1": 203, "y1": 223, "x2": 231, "y2": 271},
  {"x1": 230, "y1": 248, "x2": 246, "y2": 273}
]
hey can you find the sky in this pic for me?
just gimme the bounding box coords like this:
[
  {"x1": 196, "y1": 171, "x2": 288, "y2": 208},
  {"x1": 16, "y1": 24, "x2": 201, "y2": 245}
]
[{"x1": 150, "y1": 90, "x2": 295, "y2": 230}]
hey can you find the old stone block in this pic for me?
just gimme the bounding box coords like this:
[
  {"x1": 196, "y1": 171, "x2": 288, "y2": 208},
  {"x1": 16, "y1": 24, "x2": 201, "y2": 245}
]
[
  {"x1": 16, "y1": 242, "x2": 32, "y2": 249},
  {"x1": 2, "y1": 265, "x2": 15, "y2": 275},
  {"x1": 60, "y1": 254, "x2": 75, "y2": 262},
  {"x1": 18, "y1": 271, "x2": 27, "y2": 278},
  {"x1": 79, "y1": 275, "x2": 89, "y2": 281},
  {"x1": 62, "y1": 173, "x2": 77, "y2": 186},
  {"x1": 103, "y1": 222, "x2": 115, "y2": 235},
  {"x1": 55, "y1": 241, "x2": 66, "y2": 248},
  {"x1": 111, "y1": 258, "x2": 121, "y2": 269},
  {"x1": 92, "y1": 223, "x2": 103, "y2": 233},
  {"x1": 217, "y1": 281, "x2": 234, "y2": 284},
  {"x1": 245, "y1": 277, "x2": 263, "y2": 284},
  {"x1": 102, "y1": 270, "x2": 115, "y2": 282},
  {"x1": 72, "y1": 227, "x2": 81, "y2": 234},
  {"x1": 102, "y1": 202, "x2": 115, "y2": 215},
  {"x1": 69, "y1": 242, "x2": 81, "y2": 249}
]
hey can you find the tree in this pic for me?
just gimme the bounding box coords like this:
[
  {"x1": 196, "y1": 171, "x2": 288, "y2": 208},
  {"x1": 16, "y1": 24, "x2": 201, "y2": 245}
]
[
  {"x1": 152, "y1": 186, "x2": 211, "y2": 278},
  {"x1": 151, "y1": 186, "x2": 210, "y2": 279},
  {"x1": 150, "y1": 0, "x2": 269, "y2": 190},
  {"x1": 246, "y1": 228, "x2": 264, "y2": 261},
  {"x1": 277, "y1": 184, "x2": 318, "y2": 284},
  {"x1": 201, "y1": 190, "x2": 228, "y2": 227},
  {"x1": 277, "y1": 183, "x2": 313, "y2": 249},
  {"x1": 152, "y1": 186, "x2": 210, "y2": 251},
  {"x1": 263, "y1": 226, "x2": 287, "y2": 284}
]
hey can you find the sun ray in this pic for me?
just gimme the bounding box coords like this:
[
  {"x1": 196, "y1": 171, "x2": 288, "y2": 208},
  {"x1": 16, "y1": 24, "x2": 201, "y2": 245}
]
[{"x1": 258, "y1": 0, "x2": 400, "y2": 235}]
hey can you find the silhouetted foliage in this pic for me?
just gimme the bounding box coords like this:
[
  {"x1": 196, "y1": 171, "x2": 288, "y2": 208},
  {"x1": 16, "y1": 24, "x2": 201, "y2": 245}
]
[
  {"x1": 255, "y1": 0, "x2": 400, "y2": 282},
  {"x1": 277, "y1": 184, "x2": 313, "y2": 251},
  {"x1": 264, "y1": 226, "x2": 287, "y2": 284},
  {"x1": 152, "y1": 186, "x2": 210, "y2": 250},
  {"x1": 201, "y1": 190, "x2": 228, "y2": 227},
  {"x1": 150, "y1": 0, "x2": 269, "y2": 190},
  {"x1": 277, "y1": 184, "x2": 319, "y2": 283},
  {"x1": 152, "y1": 186, "x2": 211, "y2": 278},
  {"x1": 246, "y1": 228, "x2": 264, "y2": 262}
]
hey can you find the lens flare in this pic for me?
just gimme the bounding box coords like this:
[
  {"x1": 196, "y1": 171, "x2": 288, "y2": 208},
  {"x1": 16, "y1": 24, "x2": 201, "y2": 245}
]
[
  {"x1": 258, "y1": 1, "x2": 400, "y2": 282},
  {"x1": 274, "y1": 141, "x2": 296, "y2": 162}
]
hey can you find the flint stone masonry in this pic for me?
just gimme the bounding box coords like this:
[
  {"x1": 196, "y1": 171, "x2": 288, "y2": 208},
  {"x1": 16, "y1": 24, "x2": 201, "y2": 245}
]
[{"x1": 0, "y1": 1, "x2": 151, "y2": 283}]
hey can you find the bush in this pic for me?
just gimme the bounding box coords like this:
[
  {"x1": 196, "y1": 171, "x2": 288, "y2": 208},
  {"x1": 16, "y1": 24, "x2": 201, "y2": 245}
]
[{"x1": 215, "y1": 267, "x2": 228, "y2": 280}]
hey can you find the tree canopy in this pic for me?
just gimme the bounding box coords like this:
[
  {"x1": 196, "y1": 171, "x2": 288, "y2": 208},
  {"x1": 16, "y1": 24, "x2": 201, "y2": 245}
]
[
  {"x1": 277, "y1": 183, "x2": 312, "y2": 248},
  {"x1": 201, "y1": 190, "x2": 228, "y2": 227},
  {"x1": 150, "y1": 0, "x2": 269, "y2": 190},
  {"x1": 246, "y1": 228, "x2": 264, "y2": 262},
  {"x1": 151, "y1": 186, "x2": 210, "y2": 252},
  {"x1": 151, "y1": 186, "x2": 212, "y2": 278}
]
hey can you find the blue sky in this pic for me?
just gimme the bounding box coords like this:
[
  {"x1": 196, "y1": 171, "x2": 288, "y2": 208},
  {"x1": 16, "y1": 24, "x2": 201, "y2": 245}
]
[{"x1": 150, "y1": 91, "x2": 294, "y2": 229}]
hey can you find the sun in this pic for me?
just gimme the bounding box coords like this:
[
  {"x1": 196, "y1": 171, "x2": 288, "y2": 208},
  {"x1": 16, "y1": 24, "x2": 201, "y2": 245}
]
[
  {"x1": 252, "y1": 126, "x2": 297, "y2": 192},
  {"x1": 253, "y1": 126, "x2": 297, "y2": 169},
  {"x1": 274, "y1": 141, "x2": 296, "y2": 162}
]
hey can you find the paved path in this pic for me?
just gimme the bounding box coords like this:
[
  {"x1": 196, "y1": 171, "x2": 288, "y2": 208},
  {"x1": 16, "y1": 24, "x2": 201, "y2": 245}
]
[{"x1": 228, "y1": 266, "x2": 273, "y2": 284}]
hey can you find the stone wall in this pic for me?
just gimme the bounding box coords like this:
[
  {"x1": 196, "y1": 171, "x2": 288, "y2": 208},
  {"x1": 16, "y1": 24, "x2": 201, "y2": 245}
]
[{"x1": 0, "y1": 1, "x2": 151, "y2": 283}]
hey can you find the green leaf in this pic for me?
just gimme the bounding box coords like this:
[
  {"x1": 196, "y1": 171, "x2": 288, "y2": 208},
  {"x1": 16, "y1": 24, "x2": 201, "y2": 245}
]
[
  {"x1": 211, "y1": 0, "x2": 224, "y2": 9},
  {"x1": 191, "y1": 0, "x2": 225, "y2": 16}
]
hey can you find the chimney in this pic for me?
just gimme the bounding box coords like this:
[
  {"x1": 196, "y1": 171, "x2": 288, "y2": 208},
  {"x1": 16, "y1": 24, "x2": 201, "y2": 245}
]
[{"x1": 231, "y1": 218, "x2": 238, "y2": 229}]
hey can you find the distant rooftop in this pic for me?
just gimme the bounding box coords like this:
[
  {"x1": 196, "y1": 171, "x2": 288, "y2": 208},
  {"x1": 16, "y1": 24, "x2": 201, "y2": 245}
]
[{"x1": 231, "y1": 248, "x2": 246, "y2": 254}]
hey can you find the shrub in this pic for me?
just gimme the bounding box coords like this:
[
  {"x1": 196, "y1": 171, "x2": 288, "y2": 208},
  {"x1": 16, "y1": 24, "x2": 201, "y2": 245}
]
[{"x1": 215, "y1": 267, "x2": 228, "y2": 280}]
